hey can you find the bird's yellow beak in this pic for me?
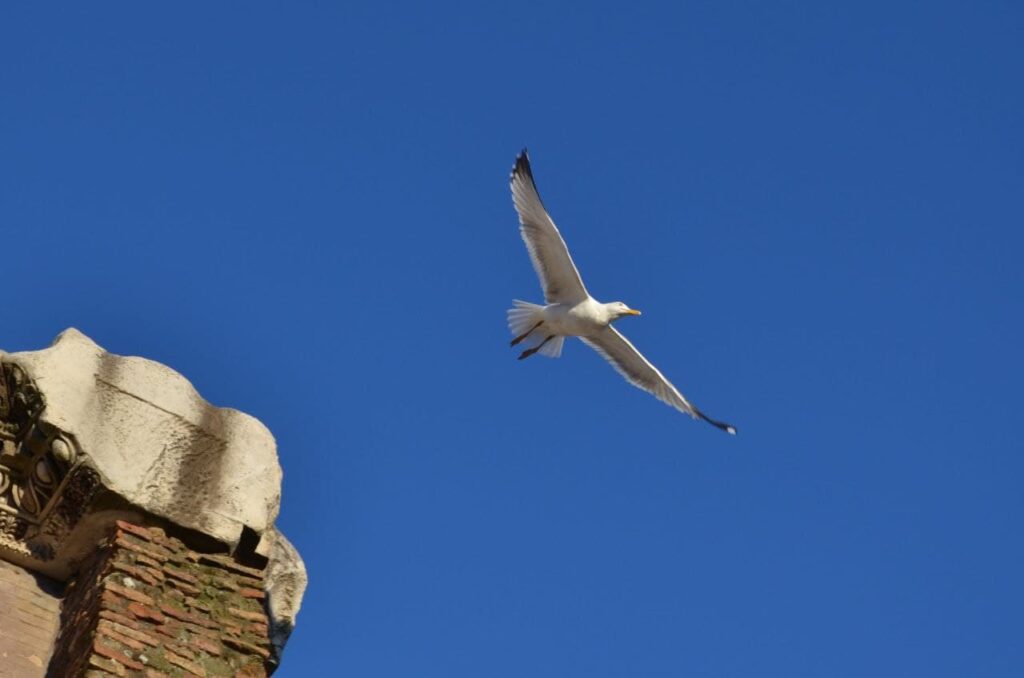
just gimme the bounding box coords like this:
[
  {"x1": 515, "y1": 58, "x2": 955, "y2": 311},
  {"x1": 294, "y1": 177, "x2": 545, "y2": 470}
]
[{"x1": 626, "y1": 309, "x2": 642, "y2": 316}]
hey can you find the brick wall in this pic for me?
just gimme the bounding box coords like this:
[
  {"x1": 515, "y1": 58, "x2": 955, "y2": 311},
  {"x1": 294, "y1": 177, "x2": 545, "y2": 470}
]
[
  {"x1": 0, "y1": 558, "x2": 62, "y2": 677},
  {"x1": 48, "y1": 521, "x2": 273, "y2": 677}
]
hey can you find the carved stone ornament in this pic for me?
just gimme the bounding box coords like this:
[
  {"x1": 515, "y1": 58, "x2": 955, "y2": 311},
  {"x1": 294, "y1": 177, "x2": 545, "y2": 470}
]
[
  {"x1": 0, "y1": 360, "x2": 100, "y2": 562},
  {"x1": 1, "y1": 329, "x2": 304, "y2": 646}
]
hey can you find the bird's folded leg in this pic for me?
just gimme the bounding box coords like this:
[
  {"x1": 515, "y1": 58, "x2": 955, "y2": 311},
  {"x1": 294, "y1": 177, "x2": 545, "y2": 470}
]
[
  {"x1": 510, "y1": 320, "x2": 544, "y2": 347},
  {"x1": 518, "y1": 335, "x2": 555, "y2": 360}
]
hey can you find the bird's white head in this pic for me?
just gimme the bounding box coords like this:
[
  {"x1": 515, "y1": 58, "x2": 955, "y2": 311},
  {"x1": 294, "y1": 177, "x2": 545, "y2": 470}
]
[{"x1": 606, "y1": 301, "x2": 642, "y2": 322}]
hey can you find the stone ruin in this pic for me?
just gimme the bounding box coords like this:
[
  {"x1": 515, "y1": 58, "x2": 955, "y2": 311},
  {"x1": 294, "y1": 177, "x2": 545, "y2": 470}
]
[{"x1": 0, "y1": 329, "x2": 306, "y2": 677}]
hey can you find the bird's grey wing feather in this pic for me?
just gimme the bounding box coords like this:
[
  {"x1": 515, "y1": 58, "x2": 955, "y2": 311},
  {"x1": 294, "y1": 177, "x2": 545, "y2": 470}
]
[
  {"x1": 582, "y1": 327, "x2": 737, "y2": 434},
  {"x1": 581, "y1": 326, "x2": 700, "y2": 418},
  {"x1": 510, "y1": 151, "x2": 589, "y2": 304}
]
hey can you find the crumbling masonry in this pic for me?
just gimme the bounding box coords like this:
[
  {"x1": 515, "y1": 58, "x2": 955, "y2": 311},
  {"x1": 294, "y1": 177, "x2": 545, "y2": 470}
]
[{"x1": 0, "y1": 330, "x2": 306, "y2": 677}]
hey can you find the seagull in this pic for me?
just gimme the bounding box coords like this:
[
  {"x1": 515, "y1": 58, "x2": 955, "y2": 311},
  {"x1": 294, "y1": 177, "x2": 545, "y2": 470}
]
[{"x1": 507, "y1": 150, "x2": 736, "y2": 435}]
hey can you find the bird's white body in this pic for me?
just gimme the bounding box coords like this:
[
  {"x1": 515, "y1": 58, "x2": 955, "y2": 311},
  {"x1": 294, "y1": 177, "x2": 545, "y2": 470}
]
[
  {"x1": 540, "y1": 298, "x2": 612, "y2": 337},
  {"x1": 506, "y1": 150, "x2": 736, "y2": 434}
]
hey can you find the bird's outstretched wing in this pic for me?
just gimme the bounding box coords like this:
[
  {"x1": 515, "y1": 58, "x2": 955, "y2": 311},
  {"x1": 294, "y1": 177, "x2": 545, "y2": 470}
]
[
  {"x1": 510, "y1": 150, "x2": 590, "y2": 304},
  {"x1": 581, "y1": 327, "x2": 737, "y2": 434}
]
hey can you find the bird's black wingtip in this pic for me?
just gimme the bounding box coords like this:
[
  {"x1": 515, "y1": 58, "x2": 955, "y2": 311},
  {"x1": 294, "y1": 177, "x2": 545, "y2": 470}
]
[
  {"x1": 511, "y1": 148, "x2": 533, "y2": 182},
  {"x1": 695, "y1": 409, "x2": 737, "y2": 435}
]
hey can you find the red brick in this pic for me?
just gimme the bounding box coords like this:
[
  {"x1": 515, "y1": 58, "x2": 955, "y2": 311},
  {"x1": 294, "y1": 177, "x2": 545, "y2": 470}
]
[
  {"x1": 159, "y1": 603, "x2": 220, "y2": 628},
  {"x1": 89, "y1": 654, "x2": 128, "y2": 676},
  {"x1": 98, "y1": 622, "x2": 146, "y2": 651},
  {"x1": 99, "y1": 609, "x2": 143, "y2": 630},
  {"x1": 166, "y1": 649, "x2": 207, "y2": 677},
  {"x1": 115, "y1": 520, "x2": 153, "y2": 541},
  {"x1": 163, "y1": 564, "x2": 200, "y2": 585},
  {"x1": 209, "y1": 575, "x2": 240, "y2": 592},
  {"x1": 227, "y1": 607, "x2": 267, "y2": 624},
  {"x1": 191, "y1": 635, "x2": 223, "y2": 656},
  {"x1": 182, "y1": 621, "x2": 222, "y2": 639},
  {"x1": 248, "y1": 623, "x2": 269, "y2": 637},
  {"x1": 111, "y1": 561, "x2": 161, "y2": 586},
  {"x1": 101, "y1": 590, "x2": 128, "y2": 611},
  {"x1": 197, "y1": 554, "x2": 264, "y2": 579},
  {"x1": 115, "y1": 535, "x2": 171, "y2": 562},
  {"x1": 127, "y1": 601, "x2": 167, "y2": 624},
  {"x1": 167, "y1": 642, "x2": 196, "y2": 659},
  {"x1": 223, "y1": 636, "x2": 271, "y2": 659},
  {"x1": 235, "y1": 575, "x2": 264, "y2": 590},
  {"x1": 106, "y1": 582, "x2": 155, "y2": 606},
  {"x1": 134, "y1": 553, "x2": 164, "y2": 570},
  {"x1": 103, "y1": 619, "x2": 160, "y2": 646},
  {"x1": 142, "y1": 566, "x2": 166, "y2": 582},
  {"x1": 154, "y1": 623, "x2": 184, "y2": 640},
  {"x1": 234, "y1": 663, "x2": 267, "y2": 678},
  {"x1": 147, "y1": 525, "x2": 167, "y2": 540},
  {"x1": 239, "y1": 587, "x2": 265, "y2": 600},
  {"x1": 92, "y1": 639, "x2": 144, "y2": 671},
  {"x1": 146, "y1": 529, "x2": 171, "y2": 548},
  {"x1": 168, "y1": 577, "x2": 202, "y2": 596}
]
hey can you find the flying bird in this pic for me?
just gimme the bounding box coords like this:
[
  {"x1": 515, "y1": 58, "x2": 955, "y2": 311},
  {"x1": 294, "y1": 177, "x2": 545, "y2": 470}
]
[{"x1": 507, "y1": 150, "x2": 736, "y2": 434}]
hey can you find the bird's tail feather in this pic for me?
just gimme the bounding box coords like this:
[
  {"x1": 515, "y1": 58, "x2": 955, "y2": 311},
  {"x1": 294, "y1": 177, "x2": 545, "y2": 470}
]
[
  {"x1": 507, "y1": 300, "x2": 564, "y2": 358},
  {"x1": 537, "y1": 335, "x2": 565, "y2": 358},
  {"x1": 507, "y1": 300, "x2": 544, "y2": 337}
]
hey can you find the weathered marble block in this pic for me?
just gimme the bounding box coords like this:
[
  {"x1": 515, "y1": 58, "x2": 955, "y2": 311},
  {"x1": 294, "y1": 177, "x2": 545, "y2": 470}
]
[{"x1": 0, "y1": 329, "x2": 305, "y2": 661}]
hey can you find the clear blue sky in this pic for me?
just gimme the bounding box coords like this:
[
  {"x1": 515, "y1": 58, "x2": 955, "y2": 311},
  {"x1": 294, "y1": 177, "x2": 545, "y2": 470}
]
[{"x1": 2, "y1": 3, "x2": 1022, "y2": 676}]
